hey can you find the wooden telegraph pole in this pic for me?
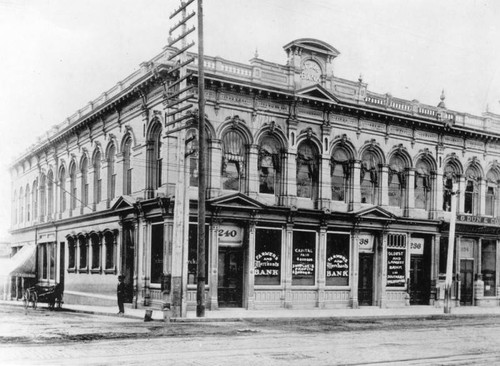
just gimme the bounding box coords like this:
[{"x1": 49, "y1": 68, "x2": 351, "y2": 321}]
[
  {"x1": 444, "y1": 184, "x2": 458, "y2": 314},
  {"x1": 196, "y1": 0, "x2": 206, "y2": 318}
]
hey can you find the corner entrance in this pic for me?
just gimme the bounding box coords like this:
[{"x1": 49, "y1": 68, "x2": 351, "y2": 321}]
[
  {"x1": 358, "y1": 253, "x2": 373, "y2": 306},
  {"x1": 218, "y1": 247, "x2": 243, "y2": 307}
]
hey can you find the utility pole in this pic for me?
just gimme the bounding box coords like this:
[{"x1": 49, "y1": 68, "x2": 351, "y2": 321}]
[
  {"x1": 196, "y1": 0, "x2": 206, "y2": 318},
  {"x1": 444, "y1": 184, "x2": 457, "y2": 314}
]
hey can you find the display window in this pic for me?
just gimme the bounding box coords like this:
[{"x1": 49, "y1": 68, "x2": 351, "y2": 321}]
[
  {"x1": 326, "y1": 233, "x2": 350, "y2": 286},
  {"x1": 292, "y1": 230, "x2": 316, "y2": 286},
  {"x1": 254, "y1": 228, "x2": 281, "y2": 285}
]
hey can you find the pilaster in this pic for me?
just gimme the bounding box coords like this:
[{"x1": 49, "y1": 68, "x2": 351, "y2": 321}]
[
  {"x1": 317, "y1": 226, "x2": 327, "y2": 308},
  {"x1": 283, "y1": 224, "x2": 294, "y2": 308},
  {"x1": 349, "y1": 160, "x2": 361, "y2": 211},
  {"x1": 247, "y1": 144, "x2": 260, "y2": 197},
  {"x1": 246, "y1": 220, "x2": 256, "y2": 309},
  {"x1": 380, "y1": 164, "x2": 389, "y2": 206}
]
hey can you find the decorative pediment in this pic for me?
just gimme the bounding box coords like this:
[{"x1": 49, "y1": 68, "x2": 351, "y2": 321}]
[
  {"x1": 207, "y1": 193, "x2": 265, "y2": 210},
  {"x1": 111, "y1": 195, "x2": 136, "y2": 211},
  {"x1": 296, "y1": 84, "x2": 339, "y2": 103},
  {"x1": 353, "y1": 206, "x2": 395, "y2": 221}
]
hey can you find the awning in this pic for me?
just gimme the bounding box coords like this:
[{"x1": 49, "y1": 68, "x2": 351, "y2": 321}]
[{"x1": 0, "y1": 244, "x2": 36, "y2": 278}]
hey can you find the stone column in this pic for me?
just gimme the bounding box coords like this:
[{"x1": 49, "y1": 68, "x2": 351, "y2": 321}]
[
  {"x1": 479, "y1": 178, "x2": 486, "y2": 216},
  {"x1": 404, "y1": 168, "x2": 415, "y2": 217},
  {"x1": 100, "y1": 159, "x2": 109, "y2": 210},
  {"x1": 350, "y1": 160, "x2": 362, "y2": 211},
  {"x1": 208, "y1": 139, "x2": 222, "y2": 198},
  {"x1": 246, "y1": 221, "x2": 256, "y2": 309},
  {"x1": 247, "y1": 144, "x2": 260, "y2": 198},
  {"x1": 317, "y1": 226, "x2": 327, "y2": 308},
  {"x1": 282, "y1": 150, "x2": 297, "y2": 207},
  {"x1": 457, "y1": 175, "x2": 465, "y2": 214},
  {"x1": 350, "y1": 230, "x2": 360, "y2": 308},
  {"x1": 318, "y1": 155, "x2": 331, "y2": 210},
  {"x1": 283, "y1": 224, "x2": 294, "y2": 308},
  {"x1": 430, "y1": 172, "x2": 439, "y2": 219},
  {"x1": 379, "y1": 164, "x2": 389, "y2": 206}
]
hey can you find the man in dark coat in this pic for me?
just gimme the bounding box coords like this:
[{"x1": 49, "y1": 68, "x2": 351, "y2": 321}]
[{"x1": 117, "y1": 275, "x2": 125, "y2": 315}]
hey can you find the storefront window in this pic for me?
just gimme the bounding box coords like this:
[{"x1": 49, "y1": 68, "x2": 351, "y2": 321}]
[
  {"x1": 482, "y1": 240, "x2": 496, "y2": 297},
  {"x1": 104, "y1": 232, "x2": 115, "y2": 270},
  {"x1": 326, "y1": 233, "x2": 350, "y2": 286},
  {"x1": 150, "y1": 224, "x2": 164, "y2": 284},
  {"x1": 386, "y1": 234, "x2": 406, "y2": 287},
  {"x1": 292, "y1": 231, "x2": 316, "y2": 286},
  {"x1": 255, "y1": 228, "x2": 281, "y2": 285},
  {"x1": 68, "y1": 238, "x2": 75, "y2": 269},
  {"x1": 79, "y1": 236, "x2": 87, "y2": 269},
  {"x1": 91, "y1": 234, "x2": 100, "y2": 269},
  {"x1": 188, "y1": 224, "x2": 209, "y2": 285}
]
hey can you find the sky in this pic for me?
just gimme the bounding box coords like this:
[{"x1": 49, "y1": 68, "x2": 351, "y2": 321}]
[{"x1": 0, "y1": 0, "x2": 499, "y2": 239}]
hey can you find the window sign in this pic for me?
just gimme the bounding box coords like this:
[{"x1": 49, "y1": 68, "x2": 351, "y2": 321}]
[
  {"x1": 460, "y1": 239, "x2": 474, "y2": 259},
  {"x1": 218, "y1": 224, "x2": 243, "y2": 246},
  {"x1": 292, "y1": 231, "x2": 316, "y2": 286},
  {"x1": 326, "y1": 233, "x2": 350, "y2": 286},
  {"x1": 255, "y1": 228, "x2": 281, "y2": 285},
  {"x1": 358, "y1": 234, "x2": 373, "y2": 253},
  {"x1": 410, "y1": 238, "x2": 424, "y2": 255},
  {"x1": 387, "y1": 248, "x2": 406, "y2": 287}
]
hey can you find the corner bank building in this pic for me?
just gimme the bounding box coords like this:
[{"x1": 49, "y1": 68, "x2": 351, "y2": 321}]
[{"x1": 9, "y1": 38, "x2": 500, "y2": 316}]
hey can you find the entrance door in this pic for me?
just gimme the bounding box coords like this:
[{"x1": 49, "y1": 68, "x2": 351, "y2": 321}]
[
  {"x1": 218, "y1": 247, "x2": 243, "y2": 307},
  {"x1": 358, "y1": 253, "x2": 373, "y2": 306},
  {"x1": 409, "y1": 256, "x2": 429, "y2": 305},
  {"x1": 460, "y1": 259, "x2": 474, "y2": 305}
]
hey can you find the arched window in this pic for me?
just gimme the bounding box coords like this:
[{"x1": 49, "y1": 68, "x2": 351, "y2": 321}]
[
  {"x1": 330, "y1": 147, "x2": 350, "y2": 202},
  {"x1": 18, "y1": 187, "x2": 23, "y2": 223},
  {"x1": 107, "y1": 144, "x2": 116, "y2": 200},
  {"x1": 47, "y1": 170, "x2": 54, "y2": 218},
  {"x1": 222, "y1": 130, "x2": 246, "y2": 191},
  {"x1": 146, "y1": 122, "x2": 162, "y2": 198},
  {"x1": 186, "y1": 130, "x2": 199, "y2": 187},
  {"x1": 415, "y1": 159, "x2": 432, "y2": 210},
  {"x1": 32, "y1": 179, "x2": 38, "y2": 221},
  {"x1": 104, "y1": 232, "x2": 115, "y2": 270},
  {"x1": 93, "y1": 151, "x2": 102, "y2": 205},
  {"x1": 360, "y1": 150, "x2": 380, "y2": 204},
  {"x1": 81, "y1": 157, "x2": 89, "y2": 207},
  {"x1": 123, "y1": 137, "x2": 133, "y2": 195},
  {"x1": 79, "y1": 236, "x2": 88, "y2": 269},
  {"x1": 464, "y1": 166, "x2": 481, "y2": 215},
  {"x1": 296, "y1": 141, "x2": 319, "y2": 199},
  {"x1": 388, "y1": 154, "x2": 407, "y2": 207},
  {"x1": 68, "y1": 237, "x2": 76, "y2": 269},
  {"x1": 59, "y1": 166, "x2": 66, "y2": 213},
  {"x1": 25, "y1": 184, "x2": 30, "y2": 222},
  {"x1": 258, "y1": 135, "x2": 281, "y2": 195},
  {"x1": 91, "y1": 234, "x2": 100, "y2": 269},
  {"x1": 442, "y1": 163, "x2": 459, "y2": 212},
  {"x1": 12, "y1": 190, "x2": 17, "y2": 225},
  {"x1": 69, "y1": 162, "x2": 77, "y2": 211},
  {"x1": 485, "y1": 170, "x2": 499, "y2": 216},
  {"x1": 40, "y1": 174, "x2": 46, "y2": 219}
]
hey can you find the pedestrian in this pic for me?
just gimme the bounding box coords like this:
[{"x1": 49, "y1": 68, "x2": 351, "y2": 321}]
[{"x1": 117, "y1": 275, "x2": 125, "y2": 315}]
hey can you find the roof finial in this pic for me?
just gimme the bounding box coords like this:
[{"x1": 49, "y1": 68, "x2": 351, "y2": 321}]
[
  {"x1": 358, "y1": 73, "x2": 363, "y2": 83},
  {"x1": 438, "y1": 89, "x2": 446, "y2": 108},
  {"x1": 254, "y1": 48, "x2": 259, "y2": 58}
]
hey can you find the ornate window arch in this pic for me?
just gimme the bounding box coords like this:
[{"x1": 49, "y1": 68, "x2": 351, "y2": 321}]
[
  {"x1": 485, "y1": 168, "x2": 500, "y2": 216},
  {"x1": 415, "y1": 158, "x2": 432, "y2": 210},
  {"x1": 464, "y1": 165, "x2": 481, "y2": 215},
  {"x1": 107, "y1": 144, "x2": 116, "y2": 200},
  {"x1": 330, "y1": 146, "x2": 351, "y2": 202},
  {"x1": 360, "y1": 149, "x2": 381, "y2": 205},
  {"x1": 388, "y1": 153, "x2": 408, "y2": 208},
  {"x1": 258, "y1": 134, "x2": 282, "y2": 195},
  {"x1": 221, "y1": 129, "x2": 247, "y2": 191},
  {"x1": 146, "y1": 121, "x2": 162, "y2": 198},
  {"x1": 442, "y1": 159, "x2": 461, "y2": 212},
  {"x1": 296, "y1": 140, "x2": 319, "y2": 199}
]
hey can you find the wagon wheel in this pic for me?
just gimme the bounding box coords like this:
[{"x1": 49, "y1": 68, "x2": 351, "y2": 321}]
[{"x1": 31, "y1": 292, "x2": 38, "y2": 310}]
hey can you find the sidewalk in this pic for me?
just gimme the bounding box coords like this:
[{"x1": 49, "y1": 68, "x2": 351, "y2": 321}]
[{"x1": 4, "y1": 298, "x2": 500, "y2": 322}]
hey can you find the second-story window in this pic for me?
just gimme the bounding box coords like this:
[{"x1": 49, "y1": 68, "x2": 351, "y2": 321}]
[
  {"x1": 258, "y1": 135, "x2": 281, "y2": 195},
  {"x1": 59, "y1": 166, "x2": 66, "y2": 213},
  {"x1": 146, "y1": 121, "x2": 162, "y2": 198},
  {"x1": 388, "y1": 154, "x2": 407, "y2": 208},
  {"x1": 81, "y1": 157, "x2": 89, "y2": 207},
  {"x1": 93, "y1": 151, "x2": 102, "y2": 205},
  {"x1": 32, "y1": 179, "x2": 38, "y2": 221},
  {"x1": 25, "y1": 184, "x2": 30, "y2": 222},
  {"x1": 47, "y1": 170, "x2": 54, "y2": 218},
  {"x1": 40, "y1": 174, "x2": 46, "y2": 219},
  {"x1": 222, "y1": 130, "x2": 246, "y2": 191},
  {"x1": 91, "y1": 234, "x2": 100, "y2": 270},
  {"x1": 69, "y1": 162, "x2": 77, "y2": 211},
  {"x1": 122, "y1": 137, "x2": 132, "y2": 195},
  {"x1": 464, "y1": 165, "x2": 481, "y2": 215},
  {"x1": 330, "y1": 147, "x2": 350, "y2": 202},
  {"x1": 78, "y1": 236, "x2": 88, "y2": 269},
  {"x1": 107, "y1": 144, "x2": 116, "y2": 201},
  {"x1": 415, "y1": 159, "x2": 432, "y2": 210},
  {"x1": 296, "y1": 141, "x2": 319, "y2": 200},
  {"x1": 485, "y1": 169, "x2": 499, "y2": 217},
  {"x1": 19, "y1": 187, "x2": 24, "y2": 223},
  {"x1": 360, "y1": 150, "x2": 380, "y2": 205}
]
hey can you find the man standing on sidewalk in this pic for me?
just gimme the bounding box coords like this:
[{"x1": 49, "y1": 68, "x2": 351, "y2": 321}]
[{"x1": 117, "y1": 275, "x2": 125, "y2": 315}]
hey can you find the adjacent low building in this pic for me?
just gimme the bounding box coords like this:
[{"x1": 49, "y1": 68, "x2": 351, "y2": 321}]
[{"x1": 9, "y1": 38, "x2": 500, "y2": 316}]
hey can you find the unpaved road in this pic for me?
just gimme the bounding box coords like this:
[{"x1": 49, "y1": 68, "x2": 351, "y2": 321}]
[{"x1": 1, "y1": 304, "x2": 500, "y2": 365}]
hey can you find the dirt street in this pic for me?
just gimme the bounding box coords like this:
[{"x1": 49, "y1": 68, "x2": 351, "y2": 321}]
[{"x1": 1, "y1": 304, "x2": 500, "y2": 365}]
